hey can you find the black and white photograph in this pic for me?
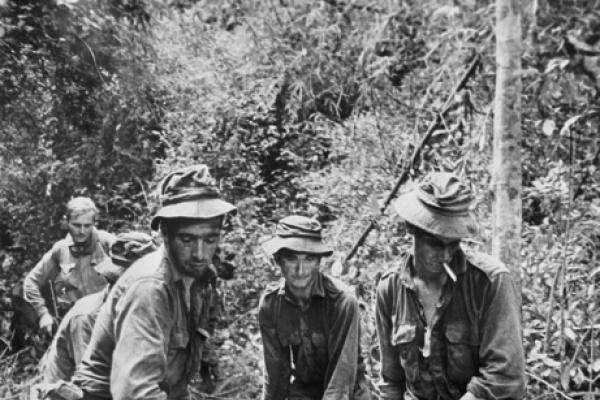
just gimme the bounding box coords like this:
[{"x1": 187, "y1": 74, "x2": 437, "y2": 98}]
[{"x1": 1, "y1": 0, "x2": 599, "y2": 399}]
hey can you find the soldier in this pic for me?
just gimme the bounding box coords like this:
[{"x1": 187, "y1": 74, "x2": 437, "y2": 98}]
[
  {"x1": 258, "y1": 215, "x2": 369, "y2": 400},
  {"x1": 376, "y1": 172, "x2": 525, "y2": 400},
  {"x1": 72, "y1": 164, "x2": 236, "y2": 400},
  {"x1": 23, "y1": 197, "x2": 115, "y2": 336},
  {"x1": 39, "y1": 232, "x2": 157, "y2": 384}
]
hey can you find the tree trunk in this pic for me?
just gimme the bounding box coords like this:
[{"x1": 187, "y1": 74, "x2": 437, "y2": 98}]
[{"x1": 492, "y1": 0, "x2": 523, "y2": 301}]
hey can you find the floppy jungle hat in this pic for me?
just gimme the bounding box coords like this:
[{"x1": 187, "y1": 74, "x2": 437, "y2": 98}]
[
  {"x1": 94, "y1": 231, "x2": 158, "y2": 281},
  {"x1": 261, "y1": 215, "x2": 333, "y2": 257},
  {"x1": 392, "y1": 172, "x2": 478, "y2": 239},
  {"x1": 151, "y1": 164, "x2": 236, "y2": 230}
]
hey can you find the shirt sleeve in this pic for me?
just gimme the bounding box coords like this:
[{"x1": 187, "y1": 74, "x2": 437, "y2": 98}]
[
  {"x1": 69, "y1": 314, "x2": 95, "y2": 367},
  {"x1": 23, "y1": 247, "x2": 60, "y2": 318},
  {"x1": 40, "y1": 317, "x2": 75, "y2": 384},
  {"x1": 323, "y1": 292, "x2": 359, "y2": 400},
  {"x1": 466, "y1": 272, "x2": 526, "y2": 400},
  {"x1": 258, "y1": 294, "x2": 291, "y2": 400},
  {"x1": 375, "y1": 276, "x2": 406, "y2": 399},
  {"x1": 110, "y1": 278, "x2": 173, "y2": 400}
]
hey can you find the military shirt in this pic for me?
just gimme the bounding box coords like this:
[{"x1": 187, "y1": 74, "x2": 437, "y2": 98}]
[
  {"x1": 375, "y1": 248, "x2": 525, "y2": 400},
  {"x1": 258, "y1": 271, "x2": 361, "y2": 400},
  {"x1": 23, "y1": 229, "x2": 115, "y2": 318},
  {"x1": 40, "y1": 286, "x2": 109, "y2": 383},
  {"x1": 72, "y1": 246, "x2": 218, "y2": 400}
]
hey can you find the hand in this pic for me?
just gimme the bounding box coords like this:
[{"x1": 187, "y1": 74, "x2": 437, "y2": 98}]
[{"x1": 39, "y1": 313, "x2": 56, "y2": 336}]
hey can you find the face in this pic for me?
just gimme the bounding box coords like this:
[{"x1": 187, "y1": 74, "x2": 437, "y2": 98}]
[
  {"x1": 277, "y1": 250, "x2": 321, "y2": 292},
  {"x1": 68, "y1": 211, "x2": 95, "y2": 244},
  {"x1": 413, "y1": 229, "x2": 460, "y2": 274},
  {"x1": 166, "y1": 219, "x2": 221, "y2": 280}
]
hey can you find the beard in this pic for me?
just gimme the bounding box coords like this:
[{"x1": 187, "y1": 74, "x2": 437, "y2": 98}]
[{"x1": 173, "y1": 258, "x2": 217, "y2": 283}]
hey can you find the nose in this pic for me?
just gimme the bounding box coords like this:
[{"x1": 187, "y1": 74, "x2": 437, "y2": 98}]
[
  {"x1": 192, "y1": 240, "x2": 209, "y2": 262},
  {"x1": 442, "y1": 246, "x2": 455, "y2": 261},
  {"x1": 297, "y1": 259, "x2": 305, "y2": 275}
]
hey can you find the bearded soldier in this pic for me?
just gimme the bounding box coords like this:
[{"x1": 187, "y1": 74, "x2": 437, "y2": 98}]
[{"x1": 72, "y1": 165, "x2": 235, "y2": 400}]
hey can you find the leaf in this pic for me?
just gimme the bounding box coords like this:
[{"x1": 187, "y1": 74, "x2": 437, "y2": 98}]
[
  {"x1": 560, "y1": 364, "x2": 570, "y2": 390},
  {"x1": 541, "y1": 355, "x2": 561, "y2": 368},
  {"x1": 542, "y1": 119, "x2": 556, "y2": 136},
  {"x1": 545, "y1": 58, "x2": 570, "y2": 73},
  {"x1": 592, "y1": 359, "x2": 600, "y2": 372},
  {"x1": 559, "y1": 115, "x2": 581, "y2": 137}
]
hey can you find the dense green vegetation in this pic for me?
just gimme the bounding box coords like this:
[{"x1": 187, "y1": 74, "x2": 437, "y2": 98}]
[{"x1": 1, "y1": 0, "x2": 599, "y2": 398}]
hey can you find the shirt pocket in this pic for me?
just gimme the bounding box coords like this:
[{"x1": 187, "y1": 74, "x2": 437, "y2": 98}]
[
  {"x1": 310, "y1": 332, "x2": 328, "y2": 361},
  {"x1": 391, "y1": 323, "x2": 419, "y2": 382},
  {"x1": 444, "y1": 322, "x2": 479, "y2": 384},
  {"x1": 54, "y1": 264, "x2": 81, "y2": 309}
]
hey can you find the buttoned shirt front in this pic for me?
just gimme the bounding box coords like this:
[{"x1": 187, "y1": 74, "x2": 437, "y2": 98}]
[
  {"x1": 72, "y1": 246, "x2": 217, "y2": 400},
  {"x1": 23, "y1": 229, "x2": 115, "y2": 318},
  {"x1": 375, "y1": 248, "x2": 525, "y2": 400},
  {"x1": 258, "y1": 271, "x2": 361, "y2": 400}
]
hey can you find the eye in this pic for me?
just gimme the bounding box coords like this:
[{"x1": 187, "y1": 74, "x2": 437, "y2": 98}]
[
  {"x1": 305, "y1": 255, "x2": 318, "y2": 262},
  {"x1": 205, "y1": 236, "x2": 218, "y2": 244},
  {"x1": 178, "y1": 234, "x2": 194, "y2": 244}
]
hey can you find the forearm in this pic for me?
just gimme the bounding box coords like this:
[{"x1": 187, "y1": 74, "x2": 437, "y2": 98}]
[
  {"x1": 375, "y1": 280, "x2": 406, "y2": 399},
  {"x1": 323, "y1": 296, "x2": 359, "y2": 400},
  {"x1": 467, "y1": 273, "x2": 525, "y2": 400},
  {"x1": 23, "y1": 257, "x2": 54, "y2": 318},
  {"x1": 259, "y1": 303, "x2": 290, "y2": 400},
  {"x1": 111, "y1": 280, "x2": 172, "y2": 400}
]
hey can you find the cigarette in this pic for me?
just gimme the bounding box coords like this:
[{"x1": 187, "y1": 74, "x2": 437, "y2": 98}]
[{"x1": 443, "y1": 263, "x2": 457, "y2": 282}]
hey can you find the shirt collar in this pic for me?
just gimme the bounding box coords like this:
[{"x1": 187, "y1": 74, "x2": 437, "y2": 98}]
[
  {"x1": 399, "y1": 248, "x2": 467, "y2": 291},
  {"x1": 162, "y1": 245, "x2": 184, "y2": 283}
]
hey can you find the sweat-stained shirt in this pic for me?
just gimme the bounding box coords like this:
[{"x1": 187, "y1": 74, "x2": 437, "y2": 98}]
[
  {"x1": 72, "y1": 246, "x2": 219, "y2": 400},
  {"x1": 40, "y1": 286, "x2": 109, "y2": 384},
  {"x1": 258, "y1": 271, "x2": 362, "y2": 400},
  {"x1": 23, "y1": 229, "x2": 115, "y2": 318},
  {"x1": 375, "y1": 247, "x2": 525, "y2": 400}
]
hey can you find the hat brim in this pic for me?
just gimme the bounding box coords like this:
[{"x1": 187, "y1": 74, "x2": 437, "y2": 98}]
[
  {"x1": 261, "y1": 237, "x2": 333, "y2": 257},
  {"x1": 151, "y1": 198, "x2": 236, "y2": 230},
  {"x1": 392, "y1": 191, "x2": 478, "y2": 239}
]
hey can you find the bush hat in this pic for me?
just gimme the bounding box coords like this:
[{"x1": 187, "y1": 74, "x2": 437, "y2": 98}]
[
  {"x1": 393, "y1": 172, "x2": 478, "y2": 239},
  {"x1": 261, "y1": 215, "x2": 333, "y2": 257},
  {"x1": 94, "y1": 231, "x2": 158, "y2": 280},
  {"x1": 150, "y1": 164, "x2": 236, "y2": 230}
]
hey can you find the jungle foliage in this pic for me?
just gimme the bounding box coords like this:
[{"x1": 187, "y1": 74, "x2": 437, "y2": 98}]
[{"x1": 1, "y1": 0, "x2": 599, "y2": 399}]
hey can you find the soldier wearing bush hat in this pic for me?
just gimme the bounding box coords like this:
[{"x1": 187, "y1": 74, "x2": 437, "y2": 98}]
[
  {"x1": 258, "y1": 215, "x2": 370, "y2": 400},
  {"x1": 73, "y1": 165, "x2": 235, "y2": 400},
  {"x1": 376, "y1": 172, "x2": 525, "y2": 400},
  {"x1": 39, "y1": 232, "x2": 157, "y2": 386}
]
